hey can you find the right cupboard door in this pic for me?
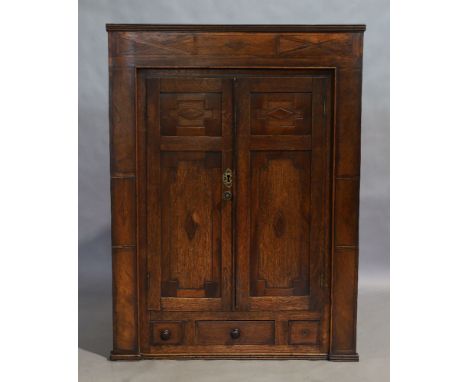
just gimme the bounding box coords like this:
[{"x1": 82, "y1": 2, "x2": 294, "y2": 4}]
[{"x1": 235, "y1": 75, "x2": 332, "y2": 314}]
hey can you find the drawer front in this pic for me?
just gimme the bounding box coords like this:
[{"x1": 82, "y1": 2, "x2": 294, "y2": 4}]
[
  {"x1": 288, "y1": 320, "x2": 320, "y2": 345},
  {"x1": 151, "y1": 321, "x2": 184, "y2": 345},
  {"x1": 196, "y1": 320, "x2": 275, "y2": 345}
]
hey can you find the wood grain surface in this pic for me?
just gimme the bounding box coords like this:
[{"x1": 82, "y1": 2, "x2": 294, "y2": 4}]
[{"x1": 107, "y1": 25, "x2": 364, "y2": 361}]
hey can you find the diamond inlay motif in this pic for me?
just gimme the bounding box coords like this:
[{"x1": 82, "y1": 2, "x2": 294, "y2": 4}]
[
  {"x1": 177, "y1": 108, "x2": 205, "y2": 120},
  {"x1": 256, "y1": 106, "x2": 302, "y2": 122},
  {"x1": 267, "y1": 107, "x2": 295, "y2": 120},
  {"x1": 251, "y1": 93, "x2": 311, "y2": 135}
]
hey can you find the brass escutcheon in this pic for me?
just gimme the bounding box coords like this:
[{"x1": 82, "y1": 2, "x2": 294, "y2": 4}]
[{"x1": 223, "y1": 168, "x2": 233, "y2": 188}]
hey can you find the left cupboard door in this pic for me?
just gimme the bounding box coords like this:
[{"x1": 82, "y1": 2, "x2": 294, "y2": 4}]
[{"x1": 138, "y1": 75, "x2": 234, "y2": 315}]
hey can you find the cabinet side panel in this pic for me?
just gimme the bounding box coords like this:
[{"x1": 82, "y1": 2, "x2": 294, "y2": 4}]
[
  {"x1": 334, "y1": 178, "x2": 359, "y2": 247},
  {"x1": 335, "y1": 37, "x2": 363, "y2": 177},
  {"x1": 112, "y1": 247, "x2": 138, "y2": 352},
  {"x1": 109, "y1": 66, "x2": 136, "y2": 173},
  {"x1": 330, "y1": 247, "x2": 358, "y2": 355},
  {"x1": 108, "y1": 32, "x2": 139, "y2": 357},
  {"x1": 330, "y1": 34, "x2": 363, "y2": 359},
  {"x1": 110, "y1": 177, "x2": 138, "y2": 355},
  {"x1": 111, "y1": 177, "x2": 136, "y2": 246}
]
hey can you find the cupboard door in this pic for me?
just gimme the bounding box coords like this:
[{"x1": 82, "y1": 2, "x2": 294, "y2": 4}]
[
  {"x1": 144, "y1": 76, "x2": 233, "y2": 312},
  {"x1": 235, "y1": 76, "x2": 332, "y2": 312}
]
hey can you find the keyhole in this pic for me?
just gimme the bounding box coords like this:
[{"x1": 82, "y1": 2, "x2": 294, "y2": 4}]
[{"x1": 223, "y1": 169, "x2": 233, "y2": 187}]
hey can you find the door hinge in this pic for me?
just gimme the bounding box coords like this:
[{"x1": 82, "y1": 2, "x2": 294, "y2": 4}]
[
  {"x1": 146, "y1": 272, "x2": 151, "y2": 290},
  {"x1": 322, "y1": 97, "x2": 326, "y2": 116}
]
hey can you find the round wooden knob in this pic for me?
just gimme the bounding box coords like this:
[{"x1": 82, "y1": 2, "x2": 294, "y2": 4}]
[
  {"x1": 230, "y1": 328, "x2": 241, "y2": 339},
  {"x1": 223, "y1": 191, "x2": 232, "y2": 201},
  {"x1": 160, "y1": 329, "x2": 171, "y2": 341}
]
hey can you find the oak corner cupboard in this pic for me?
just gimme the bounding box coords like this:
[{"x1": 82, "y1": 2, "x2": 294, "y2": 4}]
[{"x1": 106, "y1": 24, "x2": 365, "y2": 361}]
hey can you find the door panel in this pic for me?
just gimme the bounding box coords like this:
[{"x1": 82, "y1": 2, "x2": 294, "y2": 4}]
[
  {"x1": 250, "y1": 151, "x2": 311, "y2": 297},
  {"x1": 143, "y1": 72, "x2": 331, "y2": 317},
  {"x1": 145, "y1": 76, "x2": 233, "y2": 312},
  {"x1": 235, "y1": 76, "x2": 331, "y2": 312},
  {"x1": 160, "y1": 152, "x2": 222, "y2": 299},
  {"x1": 159, "y1": 78, "x2": 223, "y2": 137}
]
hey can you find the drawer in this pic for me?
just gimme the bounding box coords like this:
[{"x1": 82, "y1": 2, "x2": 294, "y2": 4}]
[
  {"x1": 195, "y1": 320, "x2": 275, "y2": 345},
  {"x1": 288, "y1": 320, "x2": 320, "y2": 345},
  {"x1": 151, "y1": 321, "x2": 184, "y2": 345}
]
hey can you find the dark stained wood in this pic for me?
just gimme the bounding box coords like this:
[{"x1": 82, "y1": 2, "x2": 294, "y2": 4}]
[
  {"x1": 289, "y1": 320, "x2": 320, "y2": 345},
  {"x1": 159, "y1": 78, "x2": 223, "y2": 136},
  {"x1": 108, "y1": 30, "x2": 139, "y2": 360},
  {"x1": 110, "y1": 177, "x2": 136, "y2": 246},
  {"x1": 150, "y1": 321, "x2": 185, "y2": 345},
  {"x1": 335, "y1": 69, "x2": 363, "y2": 177},
  {"x1": 250, "y1": 92, "x2": 312, "y2": 135},
  {"x1": 149, "y1": 310, "x2": 322, "y2": 321},
  {"x1": 335, "y1": 178, "x2": 360, "y2": 246},
  {"x1": 160, "y1": 152, "x2": 222, "y2": 299},
  {"x1": 330, "y1": 247, "x2": 359, "y2": 356},
  {"x1": 144, "y1": 77, "x2": 161, "y2": 312},
  {"x1": 249, "y1": 135, "x2": 312, "y2": 151},
  {"x1": 109, "y1": 67, "x2": 135, "y2": 174},
  {"x1": 142, "y1": 76, "x2": 233, "y2": 315},
  {"x1": 159, "y1": 136, "x2": 224, "y2": 151},
  {"x1": 235, "y1": 76, "x2": 331, "y2": 316},
  {"x1": 249, "y1": 151, "x2": 311, "y2": 298},
  {"x1": 195, "y1": 321, "x2": 275, "y2": 345},
  {"x1": 139, "y1": 353, "x2": 328, "y2": 360},
  {"x1": 107, "y1": 24, "x2": 364, "y2": 361},
  {"x1": 112, "y1": 247, "x2": 138, "y2": 353},
  {"x1": 106, "y1": 24, "x2": 366, "y2": 32}
]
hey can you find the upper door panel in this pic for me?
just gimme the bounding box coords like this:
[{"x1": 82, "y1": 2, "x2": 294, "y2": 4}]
[
  {"x1": 159, "y1": 78, "x2": 223, "y2": 136},
  {"x1": 250, "y1": 91, "x2": 312, "y2": 135}
]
